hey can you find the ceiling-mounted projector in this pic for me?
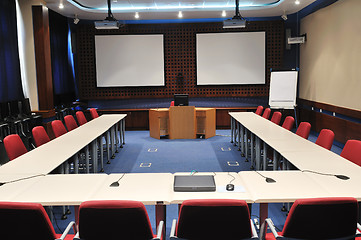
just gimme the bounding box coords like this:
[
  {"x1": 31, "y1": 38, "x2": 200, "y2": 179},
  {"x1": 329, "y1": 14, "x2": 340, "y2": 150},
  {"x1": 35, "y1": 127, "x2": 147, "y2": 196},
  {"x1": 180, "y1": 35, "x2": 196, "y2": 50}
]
[
  {"x1": 94, "y1": 0, "x2": 122, "y2": 29},
  {"x1": 223, "y1": 19, "x2": 246, "y2": 28},
  {"x1": 94, "y1": 20, "x2": 120, "y2": 29},
  {"x1": 223, "y1": 0, "x2": 246, "y2": 29}
]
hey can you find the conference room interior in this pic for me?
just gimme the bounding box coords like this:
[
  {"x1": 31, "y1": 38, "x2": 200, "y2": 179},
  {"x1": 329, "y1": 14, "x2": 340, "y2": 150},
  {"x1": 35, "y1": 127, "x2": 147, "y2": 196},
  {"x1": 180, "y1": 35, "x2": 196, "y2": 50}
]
[{"x1": 1, "y1": 0, "x2": 361, "y2": 239}]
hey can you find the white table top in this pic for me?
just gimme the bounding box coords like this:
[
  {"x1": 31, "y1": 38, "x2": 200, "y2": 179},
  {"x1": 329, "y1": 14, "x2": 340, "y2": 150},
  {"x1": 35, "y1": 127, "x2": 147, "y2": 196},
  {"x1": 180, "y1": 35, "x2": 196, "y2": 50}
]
[
  {"x1": 89, "y1": 173, "x2": 174, "y2": 205},
  {"x1": 0, "y1": 174, "x2": 45, "y2": 202},
  {"x1": 230, "y1": 112, "x2": 360, "y2": 172},
  {"x1": 0, "y1": 114, "x2": 126, "y2": 175},
  {"x1": 11, "y1": 174, "x2": 109, "y2": 206},
  {"x1": 2, "y1": 170, "x2": 361, "y2": 206},
  {"x1": 239, "y1": 171, "x2": 332, "y2": 203},
  {"x1": 279, "y1": 149, "x2": 361, "y2": 174}
]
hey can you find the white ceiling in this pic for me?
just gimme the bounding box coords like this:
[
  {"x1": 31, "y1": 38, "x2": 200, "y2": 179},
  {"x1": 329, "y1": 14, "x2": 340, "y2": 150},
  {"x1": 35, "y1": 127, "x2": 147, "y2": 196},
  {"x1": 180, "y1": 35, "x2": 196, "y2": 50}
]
[{"x1": 43, "y1": 0, "x2": 317, "y2": 21}]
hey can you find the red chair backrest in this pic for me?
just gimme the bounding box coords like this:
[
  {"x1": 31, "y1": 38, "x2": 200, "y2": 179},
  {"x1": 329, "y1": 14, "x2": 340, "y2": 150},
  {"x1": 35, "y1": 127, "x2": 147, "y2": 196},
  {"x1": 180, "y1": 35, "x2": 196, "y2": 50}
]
[
  {"x1": 270, "y1": 111, "x2": 282, "y2": 125},
  {"x1": 262, "y1": 108, "x2": 271, "y2": 119},
  {"x1": 89, "y1": 108, "x2": 99, "y2": 119},
  {"x1": 281, "y1": 197, "x2": 358, "y2": 239},
  {"x1": 3, "y1": 134, "x2": 28, "y2": 161},
  {"x1": 0, "y1": 201, "x2": 58, "y2": 240},
  {"x1": 76, "y1": 111, "x2": 88, "y2": 126},
  {"x1": 255, "y1": 106, "x2": 264, "y2": 115},
  {"x1": 315, "y1": 129, "x2": 334, "y2": 150},
  {"x1": 79, "y1": 200, "x2": 154, "y2": 240},
  {"x1": 176, "y1": 199, "x2": 253, "y2": 239},
  {"x1": 64, "y1": 115, "x2": 78, "y2": 131},
  {"x1": 282, "y1": 116, "x2": 295, "y2": 131},
  {"x1": 32, "y1": 126, "x2": 50, "y2": 147},
  {"x1": 51, "y1": 120, "x2": 67, "y2": 138},
  {"x1": 341, "y1": 140, "x2": 361, "y2": 166},
  {"x1": 295, "y1": 122, "x2": 311, "y2": 139}
]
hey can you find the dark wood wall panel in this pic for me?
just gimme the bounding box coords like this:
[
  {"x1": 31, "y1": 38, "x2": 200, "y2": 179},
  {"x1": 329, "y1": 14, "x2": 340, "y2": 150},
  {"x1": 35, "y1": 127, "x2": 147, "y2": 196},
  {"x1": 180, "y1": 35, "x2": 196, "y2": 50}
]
[
  {"x1": 32, "y1": 6, "x2": 54, "y2": 110},
  {"x1": 93, "y1": 107, "x2": 256, "y2": 130},
  {"x1": 298, "y1": 99, "x2": 361, "y2": 144},
  {"x1": 76, "y1": 21, "x2": 284, "y2": 100}
]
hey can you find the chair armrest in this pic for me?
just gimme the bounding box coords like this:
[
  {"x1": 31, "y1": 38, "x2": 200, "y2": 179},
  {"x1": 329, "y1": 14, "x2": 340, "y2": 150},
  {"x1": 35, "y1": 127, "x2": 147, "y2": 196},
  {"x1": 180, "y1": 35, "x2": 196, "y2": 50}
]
[
  {"x1": 260, "y1": 218, "x2": 281, "y2": 240},
  {"x1": 56, "y1": 221, "x2": 77, "y2": 240},
  {"x1": 73, "y1": 232, "x2": 80, "y2": 240},
  {"x1": 356, "y1": 223, "x2": 361, "y2": 237},
  {"x1": 153, "y1": 220, "x2": 164, "y2": 240},
  {"x1": 250, "y1": 219, "x2": 259, "y2": 239},
  {"x1": 170, "y1": 219, "x2": 178, "y2": 239},
  {"x1": 266, "y1": 218, "x2": 282, "y2": 239}
]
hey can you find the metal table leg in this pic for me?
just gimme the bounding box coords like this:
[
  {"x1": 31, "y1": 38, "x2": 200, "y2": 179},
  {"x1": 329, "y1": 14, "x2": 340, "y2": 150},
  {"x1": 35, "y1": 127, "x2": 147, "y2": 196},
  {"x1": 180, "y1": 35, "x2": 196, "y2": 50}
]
[
  {"x1": 98, "y1": 137, "x2": 104, "y2": 172},
  {"x1": 91, "y1": 140, "x2": 98, "y2": 173},
  {"x1": 230, "y1": 117, "x2": 234, "y2": 143}
]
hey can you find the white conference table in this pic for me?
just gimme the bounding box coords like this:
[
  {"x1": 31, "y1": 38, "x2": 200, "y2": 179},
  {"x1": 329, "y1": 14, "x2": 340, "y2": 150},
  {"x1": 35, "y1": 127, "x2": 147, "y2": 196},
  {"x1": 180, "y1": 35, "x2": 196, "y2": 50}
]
[
  {"x1": 0, "y1": 173, "x2": 173, "y2": 236},
  {"x1": 229, "y1": 112, "x2": 351, "y2": 172},
  {"x1": 0, "y1": 114, "x2": 126, "y2": 176},
  {"x1": 239, "y1": 170, "x2": 361, "y2": 233},
  {"x1": 3, "y1": 171, "x2": 361, "y2": 232}
]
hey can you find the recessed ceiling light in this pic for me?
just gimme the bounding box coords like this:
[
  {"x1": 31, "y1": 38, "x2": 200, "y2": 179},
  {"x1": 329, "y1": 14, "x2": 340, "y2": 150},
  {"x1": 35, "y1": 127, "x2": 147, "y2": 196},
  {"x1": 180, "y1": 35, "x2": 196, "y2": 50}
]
[
  {"x1": 135, "y1": 12, "x2": 139, "y2": 19},
  {"x1": 222, "y1": 10, "x2": 226, "y2": 17},
  {"x1": 295, "y1": 0, "x2": 300, "y2": 5},
  {"x1": 178, "y1": 11, "x2": 183, "y2": 18},
  {"x1": 59, "y1": 3, "x2": 64, "y2": 9}
]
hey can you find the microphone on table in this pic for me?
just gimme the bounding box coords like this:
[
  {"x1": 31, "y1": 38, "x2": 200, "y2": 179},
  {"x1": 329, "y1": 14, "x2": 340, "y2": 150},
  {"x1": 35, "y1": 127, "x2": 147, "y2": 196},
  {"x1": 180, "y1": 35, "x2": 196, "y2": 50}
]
[
  {"x1": 109, "y1": 173, "x2": 126, "y2": 187},
  {"x1": 255, "y1": 171, "x2": 276, "y2": 183},
  {"x1": 0, "y1": 174, "x2": 46, "y2": 186},
  {"x1": 302, "y1": 170, "x2": 350, "y2": 180}
]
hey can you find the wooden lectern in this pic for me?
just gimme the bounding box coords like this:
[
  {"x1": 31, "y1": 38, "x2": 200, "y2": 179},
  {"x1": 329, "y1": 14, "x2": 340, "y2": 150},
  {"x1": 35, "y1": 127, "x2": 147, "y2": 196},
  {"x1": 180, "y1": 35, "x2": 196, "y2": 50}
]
[
  {"x1": 149, "y1": 107, "x2": 216, "y2": 140},
  {"x1": 169, "y1": 106, "x2": 196, "y2": 139}
]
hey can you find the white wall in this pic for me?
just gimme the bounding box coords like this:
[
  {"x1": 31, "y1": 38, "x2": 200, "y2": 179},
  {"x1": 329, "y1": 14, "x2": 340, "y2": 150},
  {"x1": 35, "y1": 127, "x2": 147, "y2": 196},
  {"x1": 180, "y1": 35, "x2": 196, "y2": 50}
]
[
  {"x1": 16, "y1": 0, "x2": 45, "y2": 111},
  {"x1": 299, "y1": 0, "x2": 361, "y2": 111}
]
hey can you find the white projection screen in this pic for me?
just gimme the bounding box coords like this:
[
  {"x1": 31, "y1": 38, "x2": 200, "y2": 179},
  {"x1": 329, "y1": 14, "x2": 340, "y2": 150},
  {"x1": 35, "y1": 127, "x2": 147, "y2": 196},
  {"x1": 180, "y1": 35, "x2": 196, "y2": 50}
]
[
  {"x1": 196, "y1": 32, "x2": 265, "y2": 85},
  {"x1": 95, "y1": 34, "x2": 164, "y2": 87}
]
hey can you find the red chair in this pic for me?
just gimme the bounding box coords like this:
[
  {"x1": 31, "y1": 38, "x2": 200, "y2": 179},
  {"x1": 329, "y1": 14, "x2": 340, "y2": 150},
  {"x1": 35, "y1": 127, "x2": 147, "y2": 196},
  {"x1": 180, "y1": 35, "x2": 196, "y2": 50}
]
[
  {"x1": 4, "y1": 134, "x2": 28, "y2": 161},
  {"x1": 170, "y1": 101, "x2": 175, "y2": 107},
  {"x1": 0, "y1": 201, "x2": 76, "y2": 240},
  {"x1": 315, "y1": 129, "x2": 335, "y2": 150},
  {"x1": 76, "y1": 111, "x2": 87, "y2": 126},
  {"x1": 89, "y1": 108, "x2": 99, "y2": 119},
  {"x1": 281, "y1": 116, "x2": 294, "y2": 131},
  {"x1": 32, "y1": 126, "x2": 50, "y2": 147},
  {"x1": 262, "y1": 108, "x2": 271, "y2": 119},
  {"x1": 170, "y1": 199, "x2": 257, "y2": 239},
  {"x1": 64, "y1": 115, "x2": 78, "y2": 131},
  {"x1": 255, "y1": 105, "x2": 264, "y2": 115},
  {"x1": 270, "y1": 111, "x2": 282, "y2": 125},
  {"x1": 77, "y1": 200, "x2": 163, "y2": 240},
  {"x1": 51, "y1": 120, "x2": 67, "y2": 138},
  {"x1": 295, "y1": 122, "x2": 311, "y2": 139},
  {"x1": 341, "y1": 140, "x2": 361, "y2": 166},
  {"x1": 263, "y1": 197, "x2": 359, "y2": 240}
]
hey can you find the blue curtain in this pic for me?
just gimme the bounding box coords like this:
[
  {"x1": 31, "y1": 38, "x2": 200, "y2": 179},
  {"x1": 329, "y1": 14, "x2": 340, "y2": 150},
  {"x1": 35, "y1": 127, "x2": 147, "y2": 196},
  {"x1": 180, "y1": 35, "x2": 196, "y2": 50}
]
[
  {"x1": 49, "y1": 9, "x2": 77, "y2": 105},
  {"x1": 0, "y1": 0, "x2": 24, "y2": 102}
]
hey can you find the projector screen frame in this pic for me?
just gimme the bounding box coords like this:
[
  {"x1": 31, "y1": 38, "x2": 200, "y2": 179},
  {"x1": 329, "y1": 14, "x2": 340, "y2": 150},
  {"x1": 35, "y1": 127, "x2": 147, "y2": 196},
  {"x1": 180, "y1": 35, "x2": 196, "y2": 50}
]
[
  {"x1": 94, "y1": 33, "x2": 166, "y2": 88},
  {"x1": 195, "y1": 30, "x2": 267, "y2": 86}
]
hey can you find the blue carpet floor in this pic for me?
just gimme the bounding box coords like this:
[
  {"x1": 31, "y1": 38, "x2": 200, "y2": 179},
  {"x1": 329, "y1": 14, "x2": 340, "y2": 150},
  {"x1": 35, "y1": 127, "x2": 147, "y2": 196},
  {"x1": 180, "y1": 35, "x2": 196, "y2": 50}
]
[{"x1": 52, "y1": 129, "x2": 343, "y2": 238}]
